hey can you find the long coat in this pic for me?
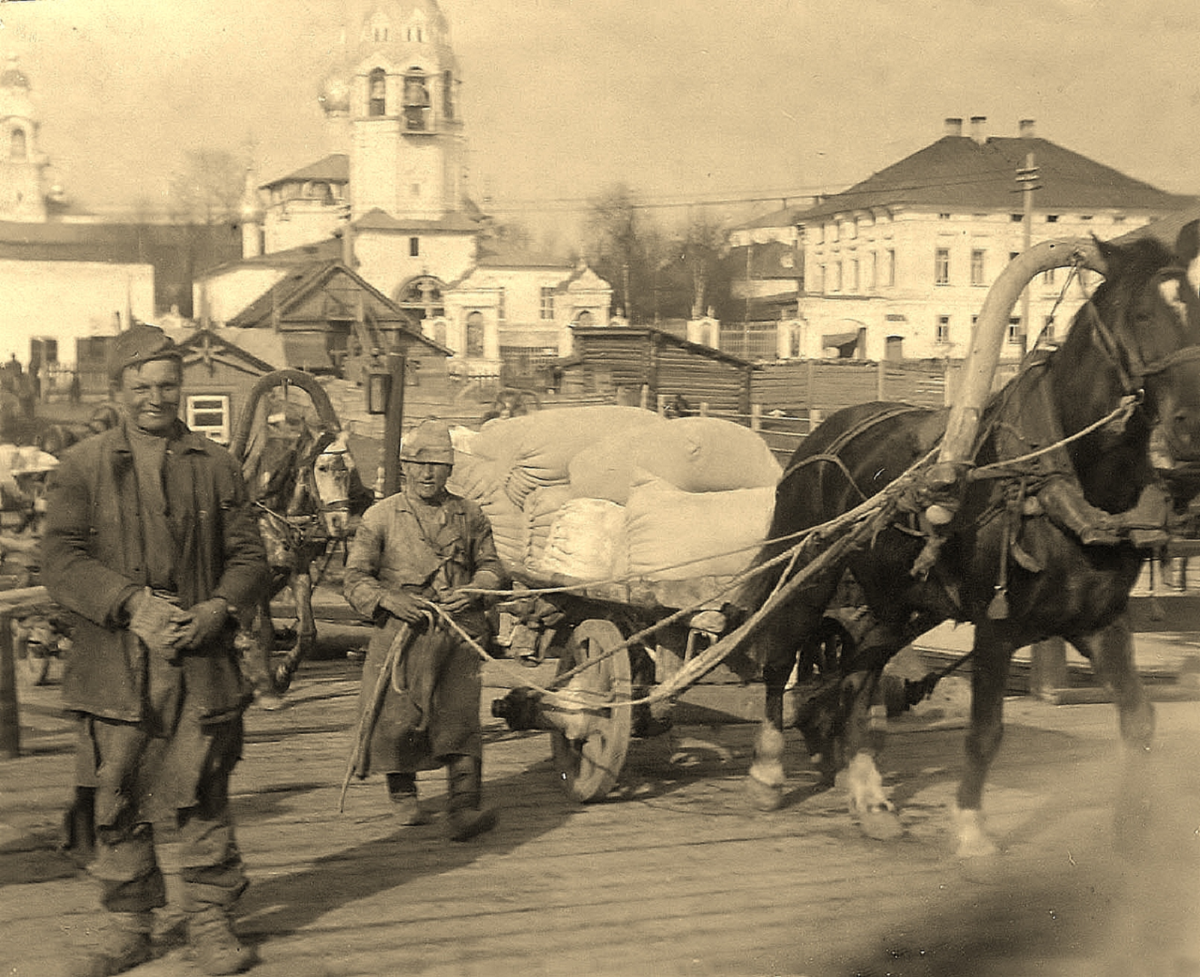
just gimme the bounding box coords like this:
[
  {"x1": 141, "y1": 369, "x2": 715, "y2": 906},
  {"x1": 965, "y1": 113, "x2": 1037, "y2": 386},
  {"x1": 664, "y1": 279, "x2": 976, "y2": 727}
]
[{"x1": 41, "y1": 422, "x2": 270, "y2": 725}]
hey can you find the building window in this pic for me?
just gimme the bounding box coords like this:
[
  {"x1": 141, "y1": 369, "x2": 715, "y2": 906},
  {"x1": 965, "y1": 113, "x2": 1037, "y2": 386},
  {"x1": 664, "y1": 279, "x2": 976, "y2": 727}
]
[
  {"x1": 466, "y1": 311, "x2": 485, "y2": 356},
  {"x1": 935, "y1": 248, "x2": 950, "y2": 285},
  {"x1": 833, "y1": 261, "x2": 843, "y2": 292},
  {"x1": 1011, "y1": 214, "x2": 1023, "y2": 222},
  {"x1": 869, "y1": 251, "x2": 878, "y2": 290},
  {"x1": 1046, "y1": 214, "x2": 1059, "y2": 223},
  {"x1": 936, "y1": 316, "x2": 950, "y2": 344},
  {"x1": 443, "y1": 69, "x2": 455, "y2": 120},
  {"x1": 497, "y1": 288, "x2": 506, "y2": 321},
  {"x1": 409, "y1": 236, "x2": 420, "y2": 257},
  {"x1": 411, "y1": 183, "x2": 421, "y2": 197},
  {"x1": 850, "y1": 258, "x2": 859, "y2": 292},
  {"x1": 10, "y1": 128, "x2": 26, "y2": 161},
  {"x1": 1007, "y1": 317, "x2": 1022, "y2": 344},
  {"x1": 539, "y1": 287, "x2": 555, "y2": 320},
  {"x1": 938, "y1": 213, "x2": 951, "y2": 221},
  {"x1": 186, "y1": 395, "x2": 230, "y2": 444},
  {"x1": 1043, "y1": 315, "x2": 1056, "y2": 342},
  {"x1": 1043, "y1": 266, "x2": 1056, "y2": 286},
  {"x1": 403, "y1": 73, "x2": 430, "y2": 130},
  {"x1": 368, "y1": 68, "x2": 387, "y2": 116},
  {"x1": 970, "y1": 249, "x2": 986, "y2": 286},
  {"x1": 886, "y1": 250, "x2": 896, "y2": 287}
]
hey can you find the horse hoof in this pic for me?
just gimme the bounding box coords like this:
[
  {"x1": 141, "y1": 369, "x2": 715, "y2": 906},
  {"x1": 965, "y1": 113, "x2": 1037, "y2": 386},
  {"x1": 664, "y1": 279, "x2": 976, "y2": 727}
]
[
  {"x1": 859, "y1": 807, "x2": 904, "y2": 841},
  {"x1": 953, "y1": 807, "x2": 1000, "y2": 857},
  {"x1": 746, "y1": 774, "x2": 785, "y2": 812},
  {"x1": 256, "y1": 691, "x2": 288, "y2": 711}
]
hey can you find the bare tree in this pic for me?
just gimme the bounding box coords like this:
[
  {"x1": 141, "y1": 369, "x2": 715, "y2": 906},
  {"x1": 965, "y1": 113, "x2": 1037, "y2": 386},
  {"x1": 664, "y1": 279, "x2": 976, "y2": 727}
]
[
  {"x1": 167, "y1": 149, "x2": 246, "y2": 224},
  {"x1": 583, "y1": 182, "x2": 666, "y2": 323},
  {"x1": 679, "y1": 215, "x2": 728, "y2": 319}
]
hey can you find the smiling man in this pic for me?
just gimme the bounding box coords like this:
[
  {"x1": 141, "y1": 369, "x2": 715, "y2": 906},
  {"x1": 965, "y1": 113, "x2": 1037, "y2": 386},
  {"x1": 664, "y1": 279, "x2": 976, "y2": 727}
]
[
  {"x1": 343, "y1": 418, "x2": 505, "y2": 840},
  {"x1": 42, "y1": 323, "x2": 270, "y2": 976}
]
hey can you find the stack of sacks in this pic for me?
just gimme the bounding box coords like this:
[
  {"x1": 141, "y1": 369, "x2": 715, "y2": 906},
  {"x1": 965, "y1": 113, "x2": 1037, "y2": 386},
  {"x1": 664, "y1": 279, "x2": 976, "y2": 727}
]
[
  {"x1": 489, "y1": 406, "x2": 662, "y2": 507},
  {"x1": 539, "y1": 498, "x2": 628, "y2": 581},
  {"x1": 569, "y1": 416, "x2": 782, "y2": 504},
  {"x1": 445, "y1": 424, "x2": 525, "y2": 569},
  {"x1": 624, "y1": 470, "x2": 776, "y2": 581},
  {"x1": 524, "y1": 484, "x2": 574, "y2": 572}
]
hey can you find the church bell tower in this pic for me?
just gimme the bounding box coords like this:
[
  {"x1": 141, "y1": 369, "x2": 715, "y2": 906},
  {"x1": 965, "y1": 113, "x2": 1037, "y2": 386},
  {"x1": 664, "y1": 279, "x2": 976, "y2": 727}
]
[
  {"x1": 0, "y1": 55, "x2": 50, "y2": 223},
  {"x1": 324, "y1": 1, "x2": 468, "y2": 223}
]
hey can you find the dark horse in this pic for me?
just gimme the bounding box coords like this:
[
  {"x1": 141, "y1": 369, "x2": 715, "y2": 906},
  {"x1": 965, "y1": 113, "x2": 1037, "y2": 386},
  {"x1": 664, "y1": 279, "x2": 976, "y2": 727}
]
[
  {"x1": 737, "y1": 228, "x2": 1200, "y2": 856},
  {"x1": 231, "y1": 371, "x2": 372, "y2": 706}
]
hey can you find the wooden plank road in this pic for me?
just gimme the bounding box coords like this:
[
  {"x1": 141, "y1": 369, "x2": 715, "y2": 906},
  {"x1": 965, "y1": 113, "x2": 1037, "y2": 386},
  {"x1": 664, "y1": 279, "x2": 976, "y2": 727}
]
[{"x1": 2, "y1": 646, "x2": 1198, "y2": 977}]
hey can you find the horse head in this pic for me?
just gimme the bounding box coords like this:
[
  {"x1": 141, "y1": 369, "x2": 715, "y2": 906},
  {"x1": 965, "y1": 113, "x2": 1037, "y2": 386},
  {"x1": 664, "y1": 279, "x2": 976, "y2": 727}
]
[
  {"x1": 310, "y1": 436, "x2": 356, "y2": 539},
  {"x1": 1057, "y1": 223, "x2": 1200, "y2": 468}
]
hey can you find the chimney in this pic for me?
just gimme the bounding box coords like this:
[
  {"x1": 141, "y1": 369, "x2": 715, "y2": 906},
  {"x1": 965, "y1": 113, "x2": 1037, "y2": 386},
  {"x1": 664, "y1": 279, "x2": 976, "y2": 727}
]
[
  {"x1": 944, "y1": 117, "x2": 963, "y2": 137},
  {"x1": 1019, "y1": 118, "x2": 1036, "y2": 138},
  {"x1": 970, "y1": 116, "x2": 987, "y2": 144}
]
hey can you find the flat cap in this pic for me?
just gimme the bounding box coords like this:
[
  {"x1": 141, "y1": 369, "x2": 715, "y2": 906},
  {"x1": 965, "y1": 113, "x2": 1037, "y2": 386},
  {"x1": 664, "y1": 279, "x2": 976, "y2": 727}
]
[{"x1": 107, "y1": 323, "x2": 181, "y2": 381}]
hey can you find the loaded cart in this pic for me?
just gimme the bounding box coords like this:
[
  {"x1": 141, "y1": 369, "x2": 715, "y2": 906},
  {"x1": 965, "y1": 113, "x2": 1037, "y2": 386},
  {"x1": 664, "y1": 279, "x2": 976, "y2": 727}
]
[{"x1": 449, "y1": 405, "x2": 863, "y2": 801}]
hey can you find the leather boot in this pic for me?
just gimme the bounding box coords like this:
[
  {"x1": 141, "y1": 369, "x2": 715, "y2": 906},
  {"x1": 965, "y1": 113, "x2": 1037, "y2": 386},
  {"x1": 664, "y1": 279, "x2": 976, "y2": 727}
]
[
  {"x1": 188, "y1": 905, "x2": 256, "y2": 975},
  {"x1": 445, "y1": 755, "x2": 497, "y2": 842},
  {"x1": 70, "y1": 911, "x2": 153, "y2": 977},
  {"x1": 386, "y1": 772, "x2": 429, "y2": 826},
  {"x1": 1036, "y1": 476, "x2": 1121, "y2": 546}
]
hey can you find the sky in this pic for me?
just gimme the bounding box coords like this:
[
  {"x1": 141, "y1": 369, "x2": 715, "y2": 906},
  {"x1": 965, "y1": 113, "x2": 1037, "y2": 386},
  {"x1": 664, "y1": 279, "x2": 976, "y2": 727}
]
[{"x1": 2, "y1": 0, "x2": 1199, "y2": 236}]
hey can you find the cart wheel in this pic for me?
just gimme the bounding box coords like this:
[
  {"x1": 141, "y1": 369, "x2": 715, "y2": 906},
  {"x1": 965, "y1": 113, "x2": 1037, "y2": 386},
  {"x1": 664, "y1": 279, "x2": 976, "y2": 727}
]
[{"x1": 551, "y1": 619, "x2": 632, "y2": 802}]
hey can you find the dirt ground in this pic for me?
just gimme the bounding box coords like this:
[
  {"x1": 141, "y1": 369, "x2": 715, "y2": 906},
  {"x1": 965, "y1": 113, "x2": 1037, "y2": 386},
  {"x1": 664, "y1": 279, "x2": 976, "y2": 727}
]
[{"x1": 2, "y1": 644, "x2": 1198, "y2": 977}]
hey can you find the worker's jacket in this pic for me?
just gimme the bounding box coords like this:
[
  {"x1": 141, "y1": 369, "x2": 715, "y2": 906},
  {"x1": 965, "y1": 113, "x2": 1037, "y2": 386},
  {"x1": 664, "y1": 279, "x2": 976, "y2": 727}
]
[
  {"x1": 41, "y1": 421, "x2": 270, "y2": 724},
  {"x1": 343, "y1": 489, "x2": 504, "y2": 640}
]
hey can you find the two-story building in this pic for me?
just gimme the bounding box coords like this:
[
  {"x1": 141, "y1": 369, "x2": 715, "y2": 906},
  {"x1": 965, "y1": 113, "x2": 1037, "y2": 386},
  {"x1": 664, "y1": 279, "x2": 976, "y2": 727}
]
[{"x1": 791, "y1": 117, "x2": 1195, "y2": 362}]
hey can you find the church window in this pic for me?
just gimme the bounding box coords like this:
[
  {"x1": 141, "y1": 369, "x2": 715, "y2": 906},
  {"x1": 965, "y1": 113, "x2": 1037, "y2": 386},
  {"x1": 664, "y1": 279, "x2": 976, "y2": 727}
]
[
  {"x1": 466, "y1": 312, "x2": 485, "y2": 356},
  {"x1": 403, "y1": 72, "x2": 430, "y2": 130},
  {"x1": 443, "y1": 70, "x2": 454, "y2": 120},
  {"x1": 368, "y1": 68, "x2": 387, "y2": 116},
  {"x1": 10, "y1": 128, "x2": 26, "y2": 160},
  {"x1": 409, "y1": 236, "x2": 420, "y2": 257},
  {"x1": 576, "y1": 310, "x2": 594, "y2": 326},
  {"x1": 540, "y1": 288, "x2": 555, "y2": 320},
  {"x1": 497, "y1": 289, "x2": 506, "y2": 321}
]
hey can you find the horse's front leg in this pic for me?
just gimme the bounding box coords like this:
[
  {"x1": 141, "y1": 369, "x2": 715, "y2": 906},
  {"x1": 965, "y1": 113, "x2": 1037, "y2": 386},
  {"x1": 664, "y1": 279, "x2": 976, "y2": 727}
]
[
  {"x1": 953, "y1": 624, "x2": 1014, "y2": 856},
  {"x1": 275, "y1": 562, "x2": 316, "y2": 694},
  {"x1": 1069, "y1": 613, "x2": 1154, "y2": 750},
  {"x1": 838, "y1": 668, "x2": 903, "y2": 839}
]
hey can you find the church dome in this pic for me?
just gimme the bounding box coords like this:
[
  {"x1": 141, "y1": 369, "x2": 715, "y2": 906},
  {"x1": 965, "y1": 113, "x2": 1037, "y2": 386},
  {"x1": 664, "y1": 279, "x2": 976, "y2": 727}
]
[
  {"x1": 0, "y1": 55, "x2": 30, "y2": 91},
  {"x1": 318, "y1": 71, "x2": 352, "y2": 116}
]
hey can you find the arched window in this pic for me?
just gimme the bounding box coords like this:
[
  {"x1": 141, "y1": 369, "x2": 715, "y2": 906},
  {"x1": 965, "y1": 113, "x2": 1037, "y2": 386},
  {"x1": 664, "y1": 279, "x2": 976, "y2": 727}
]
[
  {"x1": 466, "y1": 311, "x2": 485, "y2": 356},
  {"x1": 403, "y1": 72, "x2": 430, "y2": 130},
  {"x1": 576, "y1": 310, "x2": 594, "y2": 326},
  {"x1": 10, "y1": 128, "x2": 26, "y2": 161},
  {"x1": 442, "y1": 70, "x2": 454, "y2": 120},
  {"x1": 395, "y1": 276, "x2": 444, "y2": 321},
  {"x1": 368, "y1": 68, "x2": 386, "y2": 116}
]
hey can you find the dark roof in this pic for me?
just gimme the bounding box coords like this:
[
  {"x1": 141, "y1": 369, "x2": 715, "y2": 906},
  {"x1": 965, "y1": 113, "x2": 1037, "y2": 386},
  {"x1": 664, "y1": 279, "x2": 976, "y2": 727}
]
[
  {"x1": 197, "y1": 237, "x2": 343, "y2": 278},
  {"x1": 225, "y1": 259, "x2": 452, "y2": 356},
  {"x1": 727, "y1": 240, "x2": 804, "y2": 280},
  {"x1": 569, "y1": 326, "x2": 755, "y2": 369},
  {"x1": 798, "y1": 136, "x2": 1196, "y2": 221},
  {"x1": 261, "y1": 154, "x2": 350, "y2": 189},
  {"x1": 476, "y1": 245, "x2": 570, "y2": 269},
  {"x1": 353, "y1": 207, "x2": 479, "y2": 233}
]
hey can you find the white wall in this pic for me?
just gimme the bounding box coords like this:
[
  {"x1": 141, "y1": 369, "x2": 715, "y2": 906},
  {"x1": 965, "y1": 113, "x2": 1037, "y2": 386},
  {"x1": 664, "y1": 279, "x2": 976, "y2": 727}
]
[
  {"x1": 0, "y1": 259, "x2": 154, "y2": 364},
  {"x1": 193, "y1": 266, "x2": 287, "y2": 327}
]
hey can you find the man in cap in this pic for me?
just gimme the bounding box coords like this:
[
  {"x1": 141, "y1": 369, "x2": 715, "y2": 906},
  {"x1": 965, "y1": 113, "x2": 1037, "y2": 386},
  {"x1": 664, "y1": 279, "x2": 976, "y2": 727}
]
[
  {"x1": 42, "y1": 323, "x2": 270, "y2": 976},
  {"x1": 343, "y1": 418, "x2": 505, "y2": 839}
]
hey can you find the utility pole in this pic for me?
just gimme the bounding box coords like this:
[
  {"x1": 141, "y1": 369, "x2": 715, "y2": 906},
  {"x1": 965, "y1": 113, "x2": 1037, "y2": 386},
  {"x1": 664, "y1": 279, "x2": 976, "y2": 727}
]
[{"x1": 1016, "y1": 152, "x2": 1040, "y2": 356}]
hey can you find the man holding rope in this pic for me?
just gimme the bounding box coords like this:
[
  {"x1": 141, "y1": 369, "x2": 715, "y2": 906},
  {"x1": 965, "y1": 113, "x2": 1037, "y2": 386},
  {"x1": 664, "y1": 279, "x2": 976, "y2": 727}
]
[{"x1": 343, "y1": 419, "x2": 505, "y2": 840}]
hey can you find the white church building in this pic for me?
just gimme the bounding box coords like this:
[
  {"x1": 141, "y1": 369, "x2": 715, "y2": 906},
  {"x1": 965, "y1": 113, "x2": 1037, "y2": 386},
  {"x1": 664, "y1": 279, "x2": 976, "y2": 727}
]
[{"x1": 198, "y1": 0, "x2": 613, "y2": 379}]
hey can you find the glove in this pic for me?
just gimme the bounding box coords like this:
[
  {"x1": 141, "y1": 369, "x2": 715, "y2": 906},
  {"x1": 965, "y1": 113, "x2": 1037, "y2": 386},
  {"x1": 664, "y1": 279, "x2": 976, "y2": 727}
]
[
  {"x1": 126, "y1": 588, "x2": 190, "y2": 663},
  {"x1": 379, "y1": 591, "x2": 429, "y2": 625},
  {"x1": 176, "y1": 598, "x2": 231, "y2": 652}
]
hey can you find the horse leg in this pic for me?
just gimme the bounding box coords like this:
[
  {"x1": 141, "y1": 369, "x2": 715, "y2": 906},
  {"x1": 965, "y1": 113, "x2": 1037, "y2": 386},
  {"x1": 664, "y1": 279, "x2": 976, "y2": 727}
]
[
  {"x1": 836, "y1": 665, "x2": 904, "y2": 840},
  {"x1": 953, "y1": 624, "x2": 1014, "y2": 857},
  {"x1": 1068, "y1": 616, "x2": 1155, "y2": 854},
  {"x1": 747, "y1": 588, "x2": 835, "y2": 811},
  {"x1": 274, "y1": 566, "x2": 316, "y2": 695},
  {"x1": 748, "y1": 612, "x2": 798, "y2": 811},
  {"x1": 1068, "y1": 614, "x2": 1154, "y2": 750},
  {"x1": 241, "y1": 594, "x2": 288, "y2": 710}
]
